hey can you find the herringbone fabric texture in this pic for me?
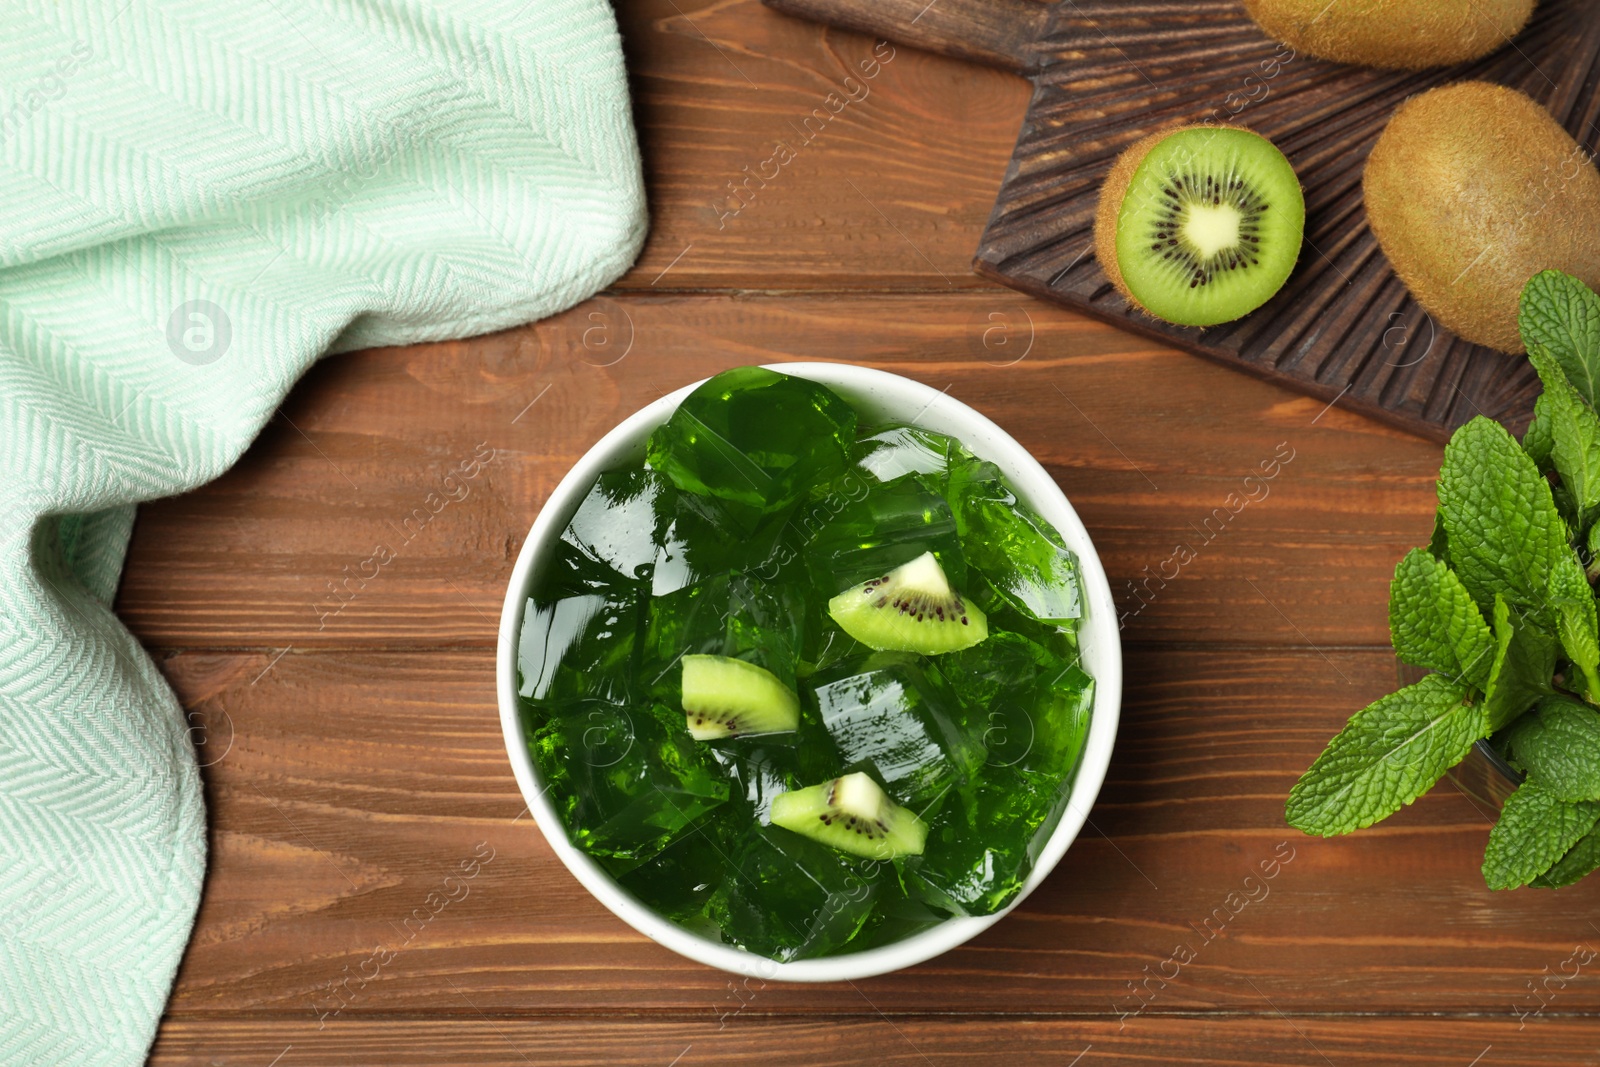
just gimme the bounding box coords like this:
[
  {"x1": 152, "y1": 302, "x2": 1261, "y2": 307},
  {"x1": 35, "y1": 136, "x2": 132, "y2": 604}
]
[{"x1": 0, "y1": 2, "x2": 646, "y2": 1063}]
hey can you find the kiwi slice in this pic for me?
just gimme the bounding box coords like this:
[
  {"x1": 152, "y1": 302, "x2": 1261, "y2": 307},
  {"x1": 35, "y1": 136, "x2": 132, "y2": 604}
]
[
  {"x1": 769, "y1": 772, "x2": 928, "y2": 860},
  {"x1": 826, "y1": 551, "x2": 987, "y2": 655},
  {"x1": 1095, "y1": 124, "x2": 1305, "y2": 328},
  {"x1": 679, "y1": 654, "x2": 799, "y2": 740}
]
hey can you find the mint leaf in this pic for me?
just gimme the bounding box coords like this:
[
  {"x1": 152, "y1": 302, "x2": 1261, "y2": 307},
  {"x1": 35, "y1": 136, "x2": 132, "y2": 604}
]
[
  {"x1": 1520, "y1": 270, "x2": 1600, "y2": 408},
  {"x1": 1482, "y1": 780, "x2": 1600, "y2": 889},
  {"x1": 1532, "y1": 821, "x2": 1600, "y2": 888},
  {"x1": 1388, "y1": 549, "x2": 1494, "y2": 688},
  {"x1": 1548, "y1": 551, "x2": 1600, "y2": 698},
  {"x1": 1527, "y1": 346, "x2": 1600, "y2": 531},
  {"x1": 1426, "y1": 509, "x2": 1450, "y2": 563},
  {"x1": 1439, "y1": 417, "x2": 1572, "y2": 628},
  {"x1": 1287, "y1": 674, "x2": 1487, "y2": 836},
  {"x1": 1508, "y1": 697, "x2": 1600, "y2": 801},
  {"x1": 1485, "y1": 595, "x2": 1558, "y2": 731},
  {"x1": 1525, "y1": 393, "x2": 1555, "y2": 472}
]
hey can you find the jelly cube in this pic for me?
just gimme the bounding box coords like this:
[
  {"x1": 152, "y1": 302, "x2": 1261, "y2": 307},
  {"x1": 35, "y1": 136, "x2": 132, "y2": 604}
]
[
  {"x1": 942, "y1": 454, "x2": 1082, "y2": 623},
  {"x1": 707, "y1": 737, "x2": 804, "y2": 825},
  {"x1": 857, "y1": 424, "x2": 957, "y2": 483},
  {"x1": 804, "y1": 474, "x2": 968, "y2": 594},
  {"x1": 844, "y1": 885, "x2": 948, "y2": 953},
  {"x1": 642, "y1": 572, "x2": 806, "y2": 699},
  {"x1": 903, "y1": 767, "x2": 1058, "y2": 916},
  {"x1": 616, "y1": 824, "x2": 725, "y2": 923},
  {"x1": 651, "y1": 489, "x2": 791, "y2": 596},
  {"x1": 517, "y1": 590, "x2": 642, "y2": 708},
  {"x1": 708, "y1": 825, "x2": 881, "y2": 960},
  {"x1": 808, "y1": 655, "x2": 985, "y2": 809},
  {"x1": 941, "y1": 631, "x2": 1093, "y2": 779},
  {"x1": 532, "y1": 702, "x2": 727, "y2": 870},
  {"x1": 646, "y1": 367, "x2": 857, "y2": 522},
  {"x1": 561, "y1": 467, "x2": 673, "y2": 586}
]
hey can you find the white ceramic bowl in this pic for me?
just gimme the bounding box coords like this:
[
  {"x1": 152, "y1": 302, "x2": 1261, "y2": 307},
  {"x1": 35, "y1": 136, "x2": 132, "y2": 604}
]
[{"x1": 497, "y1": 362, "x2": 1122, "y2": 982}]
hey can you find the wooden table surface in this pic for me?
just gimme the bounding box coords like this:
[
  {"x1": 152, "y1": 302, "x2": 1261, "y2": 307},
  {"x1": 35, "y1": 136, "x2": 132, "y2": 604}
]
[{"x1": 134, "y1": 3, "x2": 1600, "y2": 1063}]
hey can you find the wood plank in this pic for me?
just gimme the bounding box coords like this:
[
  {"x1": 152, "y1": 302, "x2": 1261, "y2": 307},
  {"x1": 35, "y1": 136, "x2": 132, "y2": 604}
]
[
  {"x1": 118, "y1": 292, "x2": 1441, "y2": 650},
  {"x1": 612, "y1": 0, "x2": 1029, "y2": 290},
  {"x1": 149, "y1": 1016, "x2": 1600, "y2": 1065},
  {"x1": 162, "y1": 646, "x2": 1600, "y2": 1016}
]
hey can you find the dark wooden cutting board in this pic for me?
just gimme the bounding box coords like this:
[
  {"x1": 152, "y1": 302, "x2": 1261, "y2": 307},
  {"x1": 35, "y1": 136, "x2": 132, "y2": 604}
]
[{"x1": 763, "y1": 0, "x2": 1600, "y2": 441}]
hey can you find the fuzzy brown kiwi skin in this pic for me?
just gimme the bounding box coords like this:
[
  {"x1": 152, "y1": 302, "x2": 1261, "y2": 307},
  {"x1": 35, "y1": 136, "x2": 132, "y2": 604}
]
[
  {"x1": 1243, "y1": 0, "x2": 1535, "y2": 70},
  {"x1": 1363, "y1": 81, "x2": 1600, "y2": 354},
  {"x1": 1093, "y1": 123, "x2": 1257, "y2": 318}
]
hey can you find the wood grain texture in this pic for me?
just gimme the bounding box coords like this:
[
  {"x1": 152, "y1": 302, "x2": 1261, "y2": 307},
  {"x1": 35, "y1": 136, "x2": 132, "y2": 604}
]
[
  {"x1": 118, "y1": 293, "x2": 1441, "y2": 650},
  {"x1": 161, "y1": 647, "x2": 1600, "y2": 1016},
  {"x1": 148, "y1": 1017, "x2": 1600, "y2": 1066},
  {"x1": 613, "y1": 0, "x2": 1031, "y2": 290},
  {"x1": 763, "y1": 0, "x2": 1600, "y2": 440}
]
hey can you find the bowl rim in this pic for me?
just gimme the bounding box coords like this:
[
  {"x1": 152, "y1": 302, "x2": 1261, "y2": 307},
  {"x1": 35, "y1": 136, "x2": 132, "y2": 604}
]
[{"x1": 496, "y1": 361, "x2": 1124, "y2": 982}]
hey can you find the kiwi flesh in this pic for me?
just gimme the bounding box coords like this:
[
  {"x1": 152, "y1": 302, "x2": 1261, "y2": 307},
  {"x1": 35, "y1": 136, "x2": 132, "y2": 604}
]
[
  {"x1": 1094, "y1": 124, "x2": 1306, "y2": 328},
  {"x1": 680, "y1": 654, "x2": 799, "y2": 740},
  {"x1": 826, "y1": 551, "x2": 987, "y2": 655},
  {"x1": 1363, "y1": 82, "x2": 1600, "y2": 354},
  {"x1": 1243, "y1": 0, "x2": 1535, "y2": 70},
  {"x1": 769, "y1": 772, "x2": 928, "y2": 860}
]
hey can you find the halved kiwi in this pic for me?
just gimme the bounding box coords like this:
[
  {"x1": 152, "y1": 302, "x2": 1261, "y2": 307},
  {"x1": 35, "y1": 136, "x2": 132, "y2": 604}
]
[
  {"x1": 826, "y1": 551, "x2": 987, "y2": 655},
  {"x1": 680, "y1": 654, "x2": 799, "y2": 740},
  {"x1": 1095, "y1": 124, "x2": 1306, "y2": 328},
  {"x1": 769, "y1": 772, "x2": 928, "y2": 860}
]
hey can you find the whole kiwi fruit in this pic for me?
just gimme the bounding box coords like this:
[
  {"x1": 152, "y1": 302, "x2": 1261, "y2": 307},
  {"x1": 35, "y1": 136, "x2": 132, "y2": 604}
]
[
  {"x1": 1243, "y1": 0, "x2": 1535, "y2": 69},
  {"x1": 1363, "y1": 82, "x2": 1600, "y2": 353}
]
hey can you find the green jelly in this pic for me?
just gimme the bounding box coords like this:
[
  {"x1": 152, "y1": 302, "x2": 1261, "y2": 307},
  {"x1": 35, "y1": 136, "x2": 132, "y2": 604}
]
[
  {"x1": 941, "y1": 631, "x2": 1093, "y2": 779},
  {"x1": 707, "y1": 736, "x2": 804, "y2": 825},
  {"x1": 857, "y1": 424, "x2": 955, "y2": 483},
  {"x1": 532, "y1": 701, "x2": 727, "y2": 871},
  {"x1": 804, "y1": 473, "x2": 968, "y2": 595},
  {"x1": 562, "y1": 467, "x2": 671, "y2": 586},
  {"x1": 643, "y1": 572, "x2": 807, "y2": 698},
  {"x1": 517, "y1": 590, "x2": 643, "y2": 708},
  {"x1": 708, "y1": 825, "x2": 882, "y2": 960},
  {"x1": 652, "y1": 484, "x2": 793, "y2": 596},
  {"x1": 942, "y1": 452, "x2": 1083, "y2": 624},
  {"x1": 807, "y1": 655, "x2": 985, "y2": 810},
  {"x1": 904, "y1": 767, "x2": 1061, "y2": 917},
  {"x1": 646, "y1": 367, "x2": 857, "y2": 523},
  {"x1": 616, "y1": 825, "x2": 726, "y2": 923}
]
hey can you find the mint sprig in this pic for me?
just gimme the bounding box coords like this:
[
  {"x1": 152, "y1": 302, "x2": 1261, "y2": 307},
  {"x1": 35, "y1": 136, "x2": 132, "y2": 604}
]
[{"x1": 1289, "y1": 270, "x2": 1600, "y2": 890}]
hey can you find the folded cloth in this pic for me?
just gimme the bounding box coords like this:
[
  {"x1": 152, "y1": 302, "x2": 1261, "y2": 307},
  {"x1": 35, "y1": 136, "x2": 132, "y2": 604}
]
[{"x1": 0, "y1": 2, "x2": 646, "y2": 1062}]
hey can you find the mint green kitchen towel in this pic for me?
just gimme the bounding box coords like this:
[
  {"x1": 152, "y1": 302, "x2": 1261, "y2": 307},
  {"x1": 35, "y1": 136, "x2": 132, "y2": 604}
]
[{"x1": 0, "y1": 2, "x2": 646, "y2": 1062}]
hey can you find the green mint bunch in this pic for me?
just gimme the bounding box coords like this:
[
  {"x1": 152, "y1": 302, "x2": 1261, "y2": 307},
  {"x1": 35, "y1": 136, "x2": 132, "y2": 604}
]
[{"x1": 1287, "y1": 270, "x2": 1600, "y2": 890}]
